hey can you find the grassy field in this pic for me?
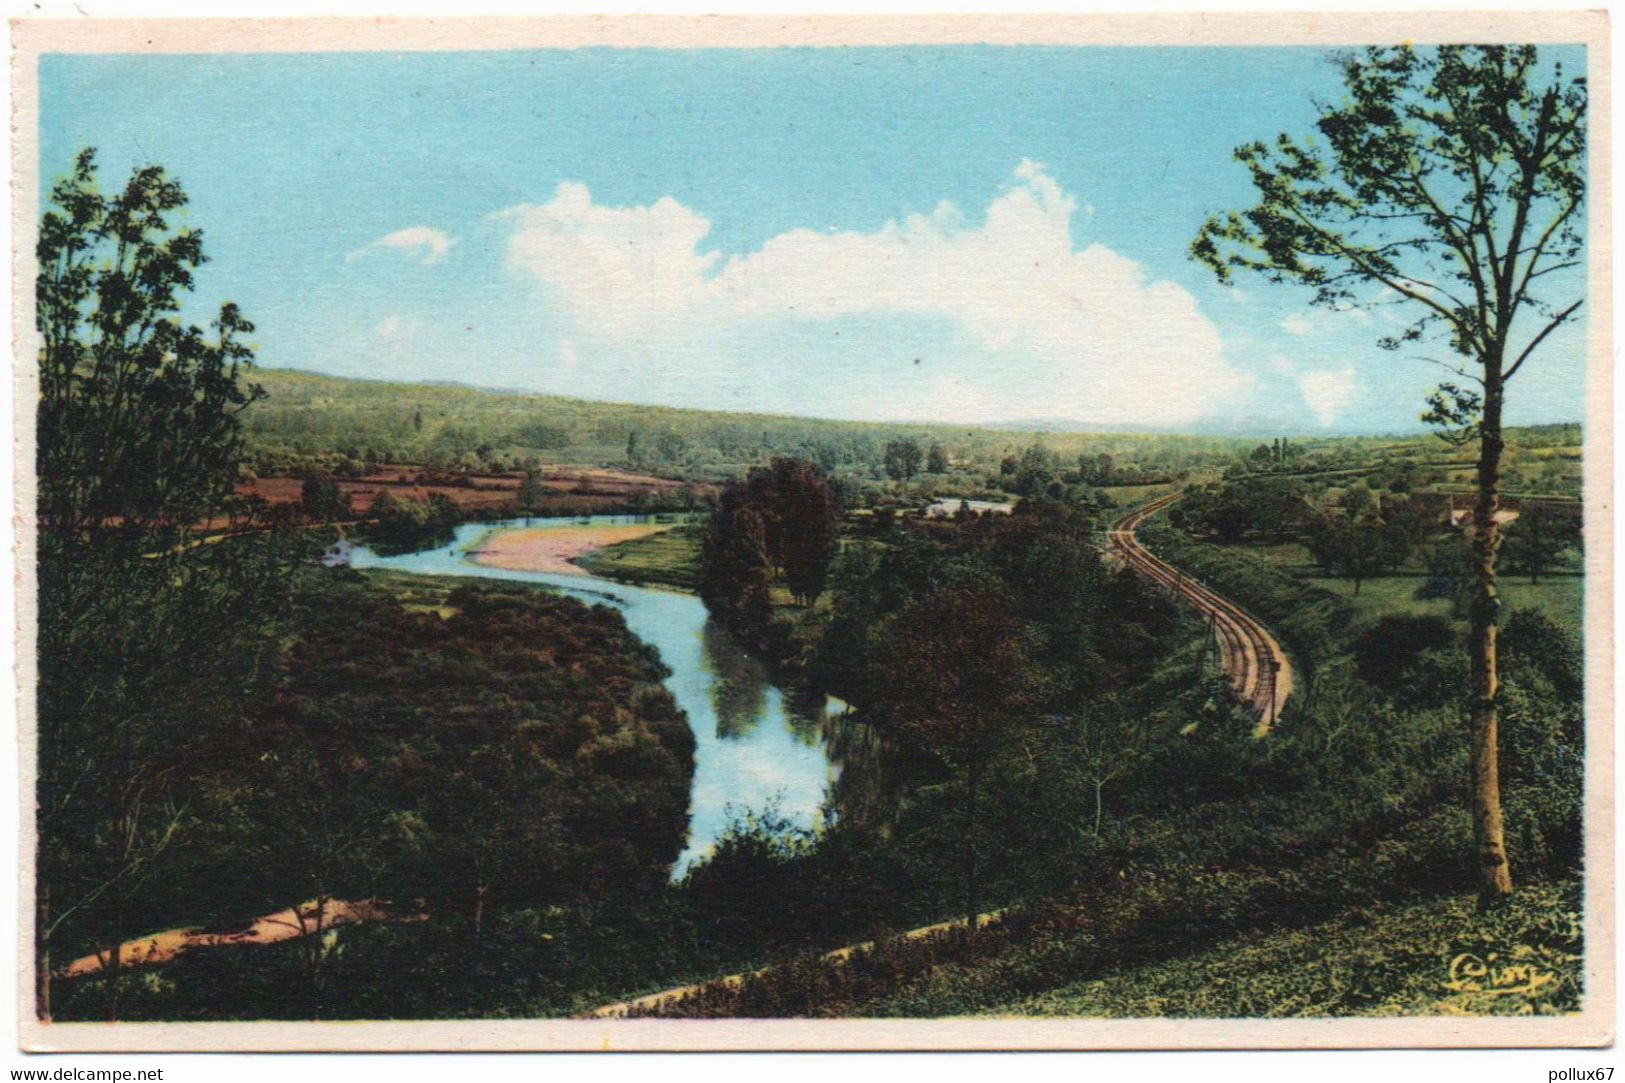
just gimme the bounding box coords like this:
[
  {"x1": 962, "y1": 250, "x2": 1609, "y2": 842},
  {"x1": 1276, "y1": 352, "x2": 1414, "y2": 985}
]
[
  {"x1": 355, "y1": 567, "x2": 558, "y2": 612},
  {"x1": 574, "y1": 526, "x2": 703, "y2": 591},
  {"x1": 985, "y1": 881, "x2": 1582, "y2": 1018},
  {"x1": 1208, "y1": 539, "x2": 1583, "y2": 634},
  {"x1": 1103, "y1": 481, "x2": 1183, "y2": 507},
  {"x1": 1306, "y1": 574, "x2": 1585, "y2": 635}
]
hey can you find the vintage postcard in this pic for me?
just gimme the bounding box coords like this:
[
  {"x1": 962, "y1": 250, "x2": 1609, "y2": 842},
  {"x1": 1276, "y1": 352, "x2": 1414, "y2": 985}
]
[{"x1": 10, "y1": 11, "x2": 1614, "y2": 1053}]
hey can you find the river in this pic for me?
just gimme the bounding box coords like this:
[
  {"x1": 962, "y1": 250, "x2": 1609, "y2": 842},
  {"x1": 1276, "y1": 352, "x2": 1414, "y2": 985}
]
[{"x1": 349, "y1": 514, "x2": 849, "y2": 877}]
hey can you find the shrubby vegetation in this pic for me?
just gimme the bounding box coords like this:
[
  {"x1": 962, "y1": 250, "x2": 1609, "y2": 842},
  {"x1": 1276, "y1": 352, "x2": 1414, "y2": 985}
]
[
  {"x1": 360, "y1": 488, "x2": 464, "y2": 553},
  {"x1": 263, "y1": 579, "x2": 692, "y2": 919},
  {"x1": 574, "y1": 525, "x2": 704, "y2": 590},
  {"x1": 1137, "y1": 522, "x2": 1354, "y2": 681},
  {"x1": 617, "y1": 465, "x2": 1584, "y2": 1018},
  {"x1": 37, "y1": 107, "x2": 1589, "y2": 1024},
  {"x1": 37, "y1": 153, "x2": 694, "y2": 1022},
  {"x1": 78, "y1": 538, "x2": 1581, "y2": 1022},
  {"x1": 53, "y1": 574, "x2": 697, "y2": 1020},
  {"x1": 619, "y1": 538, "x2": 1582, "y2": 1016},
  {"x1": 80, "y1": 436, "x2": 1581, "y2": 1021}
]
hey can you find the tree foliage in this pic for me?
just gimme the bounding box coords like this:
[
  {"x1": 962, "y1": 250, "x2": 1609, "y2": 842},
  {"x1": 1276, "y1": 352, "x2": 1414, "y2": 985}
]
[
  {"x1": 38, "y1": 150, "x2": 266, "y2": 545},
  {"x1": 1193, "y1": 46, "x2": 1585, "y2": 368},
  {"x1": 34, "y1": 149, "x2": 296, "y2": 1018},
  {"x1": 877, "y1": 585, "x2": 1043, "y2": 927},
  {"x1": 1501, "y1": 505, "x2": 1582, "y2": 583},
  {"x1": 362, "y1": 489, "x2": 461, "y2": 553},
  {"x1": 701, "y1": 457, "x2": 839, "y2": 614},
  {"x1": 516, "y1": 467, "x2": 547, "y2": 513},
  {"x1": 883, "y1": 438, "x2": 923, "y2": 482},
  {"x1": 1192, "y1": 45, "x2": 1587, "y2": 905},
  {"x1": 300, "y1": 476, "x2": 350, "y2": 523}
]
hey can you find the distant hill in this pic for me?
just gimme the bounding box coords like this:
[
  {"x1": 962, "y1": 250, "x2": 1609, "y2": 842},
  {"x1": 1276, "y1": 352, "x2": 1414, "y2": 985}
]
[
  {"x1": 239, "y1": 367, "x2": 1582, "y2": 494},
  {"x1": 241, "y1": 367, "x2": 1264, "y2": 479}
]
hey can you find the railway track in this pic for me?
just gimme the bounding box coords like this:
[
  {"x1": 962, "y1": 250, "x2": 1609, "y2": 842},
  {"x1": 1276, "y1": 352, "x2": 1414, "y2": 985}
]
[
  {"x1": 585, "y1": 494, "x2": 1296, "y2": 1020},
  {"x1": 1107, "y1": 493, "x2": 1292, "y2": 735}
]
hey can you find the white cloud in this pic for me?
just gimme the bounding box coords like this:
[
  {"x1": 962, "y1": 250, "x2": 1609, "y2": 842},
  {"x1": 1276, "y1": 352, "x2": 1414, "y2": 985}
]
[
  {"x1": 347, "y1": 226, "x2": 455, "y2": 266},
  {"x1": 373, "y1": 313, "x2": 429, "y2": 339},
  {"x1": 493, "y1": 162, "x2": 1250, "y2": 426},
  {"x1": 495, "y1": 184, "x2": 716, "y2": 337},
  {"x1": 1280, "y1": 306, "x2": 1370, "y2": 338},
  {"x1": 1299, "y1": 366, "x2": 1358, "y2": 426}
]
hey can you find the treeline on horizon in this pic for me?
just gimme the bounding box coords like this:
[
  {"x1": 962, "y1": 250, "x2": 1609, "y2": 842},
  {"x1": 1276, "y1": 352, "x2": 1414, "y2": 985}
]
[{"x1": 236, "y1": 366, "x2": 1584, "y2": 492}]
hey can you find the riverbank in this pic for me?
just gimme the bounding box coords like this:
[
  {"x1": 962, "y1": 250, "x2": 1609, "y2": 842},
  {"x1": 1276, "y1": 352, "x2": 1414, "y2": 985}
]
[
  {"x1": 352, "y1": 515, "x2": 847, "y2": 875},
  {"x1": 574, "y1": 525, "x2": 703, "y2": 590},
  {"x1": 467, "y1": 522, "x2": 676, "y2": 576}
]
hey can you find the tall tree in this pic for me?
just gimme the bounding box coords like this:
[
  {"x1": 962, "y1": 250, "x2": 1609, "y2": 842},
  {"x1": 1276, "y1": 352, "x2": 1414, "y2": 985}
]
[
  {"x1": 699, "y1": 489, "x2": 774, "y2": 633},
  {"x1": 883, "y1": 438, "x2": 923, "y2": 481},
  {"x1": 516, "y1": 467, "x2": 547, "y2": 515},
  {"x1": 301, "y1": 475, "x2": 350, "y2": 523},
  {"x1": 1502, "y1": 504, "x2": 1582, "y2": 583},
  {"x1": 35, "y1": 149, "x2": 294, "y2": 1017},
  {"x1": 1192, "y1": 46, "x2": 1586, "y2": 905},
  {"x1": 701, "y1": 458, "x2": 839, "y2": 614},
  {"x1": 879, "y1": 586, "x2": 1042, "y2": 930},
  {"x1": 761, "y1": 458, "x2": 839, "y2": 606},
  {"x1": 1013, "y1": 443, "x2": 1058, "y2": 496},
  {"x1": 1307, "y1": 514, "x2": 1387, "y2": 596}
]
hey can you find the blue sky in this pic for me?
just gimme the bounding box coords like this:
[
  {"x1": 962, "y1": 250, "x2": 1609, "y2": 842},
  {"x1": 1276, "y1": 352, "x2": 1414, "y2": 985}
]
[{"x1": 39, "y1": 45, "x2": 1589, "y2": 434}]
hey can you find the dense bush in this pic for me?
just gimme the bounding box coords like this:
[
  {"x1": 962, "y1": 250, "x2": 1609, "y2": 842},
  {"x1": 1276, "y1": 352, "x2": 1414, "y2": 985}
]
[
  {"x1": 1352, "y1": 614, "x2": 1459, "y2": 703},
  {"x1": 54, "y1": 497, "x2": 1587, "y2": 1023},
  {"x1": 1502, "y1": 607, "x2": 1584, "y2": 703},
  {"x1": 1138, "y1": 522, "x2": 1355, "y2": 683},
  {"x1": 359, "y1": 489, "x2": 462, "y2": 553},
  {"x1": 53, "y1": 574, "x2": 697, "y2": 1019}
]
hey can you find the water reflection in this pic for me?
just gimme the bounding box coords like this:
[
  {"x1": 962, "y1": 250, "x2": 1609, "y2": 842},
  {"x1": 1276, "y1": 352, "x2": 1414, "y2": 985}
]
[
  {"x1": 783, "y1": 684, "x2": 834, "y2": 747},
  {"x1": 349, "y1": 514, "x2": 876, "y2": 875},
  {"x1": 822, "y1": 709, "x2": 899, "y2": 835},
  {"x1": 701, "y1": 618, "x2": 769, "y2": 740}
]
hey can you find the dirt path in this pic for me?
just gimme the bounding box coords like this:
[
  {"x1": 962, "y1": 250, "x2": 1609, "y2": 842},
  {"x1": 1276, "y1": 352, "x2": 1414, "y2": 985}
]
[
  {"x1": 587, "y1": 493, "x2": 1299, "y2": 1019},
  {"x1": 57, "y1": 898, "x2": 421, "y2": 980},
  {"x1": 1107, "y1": 493, "x2": 1292, "y2": 734},
  {"x1": 101, "y1": 496, "x2": 1289, "y2": 1007},
  {"x1": 586, "y1": 908, "x2": 1009, "y2": 1019}
]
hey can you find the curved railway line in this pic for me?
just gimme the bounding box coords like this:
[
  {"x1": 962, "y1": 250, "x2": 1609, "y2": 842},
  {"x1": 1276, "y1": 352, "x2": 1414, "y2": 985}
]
[
  {"x1": 583, "y1": 493, "x2": 1302, "y2": 1020},
  {"x1": 1108, "y1": 493, "x2": 1292, "y2": 735}
]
